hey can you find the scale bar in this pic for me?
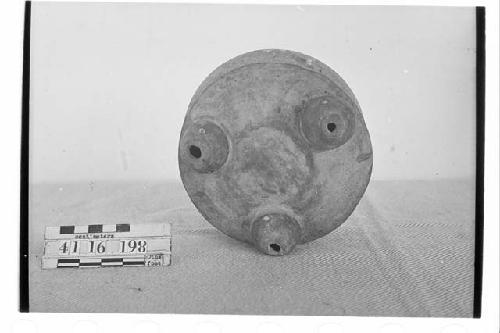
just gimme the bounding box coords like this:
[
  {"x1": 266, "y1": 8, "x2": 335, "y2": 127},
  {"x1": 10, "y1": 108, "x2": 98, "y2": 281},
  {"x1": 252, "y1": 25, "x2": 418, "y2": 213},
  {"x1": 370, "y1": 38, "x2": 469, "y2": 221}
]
[{"x1": 43, "y1": 254, "x2": 169, "y2": 269}]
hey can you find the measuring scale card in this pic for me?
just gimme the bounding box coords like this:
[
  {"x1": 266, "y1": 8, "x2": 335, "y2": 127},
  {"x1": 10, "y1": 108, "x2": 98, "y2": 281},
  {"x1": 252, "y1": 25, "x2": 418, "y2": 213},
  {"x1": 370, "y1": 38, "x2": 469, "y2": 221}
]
[{"x1": 42, "y1": 223, "x2": 171, "y2": 269}]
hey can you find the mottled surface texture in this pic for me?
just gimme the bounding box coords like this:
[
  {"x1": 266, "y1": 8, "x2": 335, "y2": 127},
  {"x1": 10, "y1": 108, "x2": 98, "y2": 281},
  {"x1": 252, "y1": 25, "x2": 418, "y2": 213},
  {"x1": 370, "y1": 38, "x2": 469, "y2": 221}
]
[
  {"x1": 29, "y1": 180, "x2": 475, "y2": 316},
  {"x1": 179, "y1": 49, "x2": 373, "y2": 255}
]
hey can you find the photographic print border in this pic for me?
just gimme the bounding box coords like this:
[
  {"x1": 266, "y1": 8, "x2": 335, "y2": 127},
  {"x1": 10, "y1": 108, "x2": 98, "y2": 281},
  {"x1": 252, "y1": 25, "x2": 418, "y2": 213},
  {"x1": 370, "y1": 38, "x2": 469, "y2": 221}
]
[{"x1": 18, "y1": 0, "x2": 488, "y2": 320}]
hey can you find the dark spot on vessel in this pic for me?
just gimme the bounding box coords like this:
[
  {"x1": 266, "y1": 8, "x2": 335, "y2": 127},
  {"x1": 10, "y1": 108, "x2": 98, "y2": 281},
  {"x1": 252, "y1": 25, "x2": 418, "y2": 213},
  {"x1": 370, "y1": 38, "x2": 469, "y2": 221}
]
[{"x1": 356, "y1": 151, "x2": 373, "y2": 163}]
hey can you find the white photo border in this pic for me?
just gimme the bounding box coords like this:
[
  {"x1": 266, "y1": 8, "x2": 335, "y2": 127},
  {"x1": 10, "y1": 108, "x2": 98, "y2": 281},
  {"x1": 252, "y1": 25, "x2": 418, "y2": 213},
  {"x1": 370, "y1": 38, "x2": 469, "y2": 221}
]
[{"x1": 4, "y1": 0, "x2": 498, "y2": 332}]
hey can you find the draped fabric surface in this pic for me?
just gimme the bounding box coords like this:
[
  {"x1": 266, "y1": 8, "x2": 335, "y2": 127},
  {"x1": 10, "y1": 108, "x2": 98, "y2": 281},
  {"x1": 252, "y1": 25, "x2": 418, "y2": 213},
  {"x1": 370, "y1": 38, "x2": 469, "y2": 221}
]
[{"x1": 29, "y1": 179, "x2": 475, "y2": 317}]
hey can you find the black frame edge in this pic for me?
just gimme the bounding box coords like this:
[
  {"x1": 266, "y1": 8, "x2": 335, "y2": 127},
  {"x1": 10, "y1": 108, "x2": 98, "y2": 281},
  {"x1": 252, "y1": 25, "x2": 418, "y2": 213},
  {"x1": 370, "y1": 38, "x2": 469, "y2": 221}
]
[
  {"x1": 20, "y1": 0, "x2": 31, "y2": 313},
  {"x1": 472, "y1": 6, "x2": 485, "y2": 319}
]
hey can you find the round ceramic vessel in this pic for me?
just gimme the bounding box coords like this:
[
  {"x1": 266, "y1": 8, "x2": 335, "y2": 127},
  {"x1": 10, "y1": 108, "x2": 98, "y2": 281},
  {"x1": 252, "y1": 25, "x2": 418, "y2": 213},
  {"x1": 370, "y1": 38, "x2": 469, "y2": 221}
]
[{"x1": 178, "y1": 49, "x2": 373, "y2": 255}]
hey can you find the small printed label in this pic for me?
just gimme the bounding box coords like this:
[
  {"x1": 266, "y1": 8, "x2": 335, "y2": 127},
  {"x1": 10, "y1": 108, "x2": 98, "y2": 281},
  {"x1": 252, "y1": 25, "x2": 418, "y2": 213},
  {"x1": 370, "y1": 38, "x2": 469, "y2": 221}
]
[
  {"x1": 145, "y1": 254, "x2": 165, "y2": 267},
  {"x1": 42, "y1": 223, "x2": 172, "y2": 269}
]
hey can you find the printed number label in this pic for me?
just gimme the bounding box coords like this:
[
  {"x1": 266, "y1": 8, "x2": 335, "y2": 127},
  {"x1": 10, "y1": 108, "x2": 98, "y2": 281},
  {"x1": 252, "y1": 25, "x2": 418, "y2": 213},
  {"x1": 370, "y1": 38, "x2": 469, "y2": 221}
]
[
  {"x1": 58, "y1": 240, "x2": 80, "y2": 255},
  {"x1": 89, "y1": 240, "x2": 106, "y2": 254},
  {"x1": 120, "y1": 240, "x2": 147, "y2": 253},
  {"x1": 57, "y1": 239, "x2": 149, "y2": 255}
]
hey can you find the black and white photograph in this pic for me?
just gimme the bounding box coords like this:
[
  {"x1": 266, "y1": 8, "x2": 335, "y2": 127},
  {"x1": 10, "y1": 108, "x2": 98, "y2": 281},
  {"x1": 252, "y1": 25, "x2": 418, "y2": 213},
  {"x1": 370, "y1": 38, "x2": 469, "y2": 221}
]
[{"x1": 17, "y1": 0, "x2": 491, "y2": 322}]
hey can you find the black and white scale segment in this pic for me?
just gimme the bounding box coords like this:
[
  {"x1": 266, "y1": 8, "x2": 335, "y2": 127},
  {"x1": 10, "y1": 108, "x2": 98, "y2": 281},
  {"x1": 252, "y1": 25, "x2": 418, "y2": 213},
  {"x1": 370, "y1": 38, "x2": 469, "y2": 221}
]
[
  {"x1": 56, "y1": 257, "x2": 147, "y2": 268},
  {"x1": 58, "y1": 223, "x2": 131, "y2": 234}
]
